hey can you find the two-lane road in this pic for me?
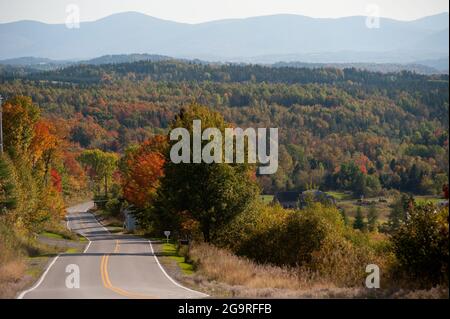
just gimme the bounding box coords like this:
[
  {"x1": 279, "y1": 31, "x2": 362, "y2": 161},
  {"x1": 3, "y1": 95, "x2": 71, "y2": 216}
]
[{"x1": 18, "y1": 202, "x2": 207, "y2": 299}]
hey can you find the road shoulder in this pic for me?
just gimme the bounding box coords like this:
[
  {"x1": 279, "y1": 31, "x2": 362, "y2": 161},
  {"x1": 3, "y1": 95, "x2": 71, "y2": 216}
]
[{"x1": 148, "y1": 240, "x2": 210, "y2": 297}]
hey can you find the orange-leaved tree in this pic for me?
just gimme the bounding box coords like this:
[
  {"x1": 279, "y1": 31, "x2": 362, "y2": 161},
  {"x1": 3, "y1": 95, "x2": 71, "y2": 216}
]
[
  {"x1": 29, "y1": 120, "x2": 60, "y2": 180},
  {"x1": 120, "y1": 135, "x2": 167, "y2": 209},
  {"x1": 1, "y1": 96, "x2": 66, "y2": 231}
]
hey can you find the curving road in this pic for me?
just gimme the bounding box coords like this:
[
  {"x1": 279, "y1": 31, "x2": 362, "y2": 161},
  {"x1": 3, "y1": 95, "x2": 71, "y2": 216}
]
[{"x1": 18, "y1": 202, "x2": 207, "y2": 299}]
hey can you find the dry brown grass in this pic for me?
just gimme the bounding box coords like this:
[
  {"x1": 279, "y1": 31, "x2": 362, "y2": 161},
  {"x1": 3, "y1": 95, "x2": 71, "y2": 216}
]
[
  {"x1": 0, "y1": 218, "x2": 70, "y2": 298},
  {"x1": 0, "y1": 259, "x2": 27, "y2": 299},
  {"x1": 0, "y1": 259, "x2": 26, "y2": 283},
  {"x1": 186, "y1": 242, "x2": 448, "y2": 299},
  {"x1": 190, "y1": 242, "x2": 312, "y2": 290}
]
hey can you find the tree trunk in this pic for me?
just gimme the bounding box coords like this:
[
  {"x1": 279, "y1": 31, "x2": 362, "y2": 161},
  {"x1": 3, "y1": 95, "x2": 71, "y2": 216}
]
[{"x1": 202, "y1": 226, "x2": 211, "y2": 243}]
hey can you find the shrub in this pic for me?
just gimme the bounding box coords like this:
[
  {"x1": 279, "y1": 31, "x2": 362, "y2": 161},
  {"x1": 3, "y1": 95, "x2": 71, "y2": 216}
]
[
  {"x1": 392, "y1": 203, "x2": 448, "y2": 285},
  {"x1": 353, "y1": 207, "x2": 366, "y2": 231},
  {"x1": 216, "y1": 202, "x2": 378, "y2": 286},
  {"x1": 105, "y1": 198, "x2": 122, "y2": 216},
  {"x1": 0, "y1": 219, "x2": 23, "y2": 264},
  {"x1": 367, "y1": 205, "x2": 379, "y2": 232}
]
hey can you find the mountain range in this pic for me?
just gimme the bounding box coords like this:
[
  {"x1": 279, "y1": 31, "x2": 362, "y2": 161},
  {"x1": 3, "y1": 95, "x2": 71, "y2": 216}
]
[{"x1": 0, "y1": 12, "x2": 448, "y2": 69}]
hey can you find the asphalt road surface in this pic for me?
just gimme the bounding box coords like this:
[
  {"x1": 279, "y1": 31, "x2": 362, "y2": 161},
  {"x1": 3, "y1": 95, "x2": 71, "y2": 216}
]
[{"x1": 18, "y1": 201, "x2": 207, "y2": 299}]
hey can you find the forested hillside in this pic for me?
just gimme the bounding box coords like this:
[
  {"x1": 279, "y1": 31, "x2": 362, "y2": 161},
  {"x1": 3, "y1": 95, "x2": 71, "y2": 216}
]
[
  {"x1": 1, "y1": 61, "x2": 448, "y2": 196},
  {"x1": 1, "y1": 59, "x2": 449, "y2": 298}
]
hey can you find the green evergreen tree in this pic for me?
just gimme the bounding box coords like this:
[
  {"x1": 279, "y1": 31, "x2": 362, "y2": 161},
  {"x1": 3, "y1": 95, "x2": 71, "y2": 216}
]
[
  {"x1": 353, "y1": 207, "x2": 366, "y2": 231},
  {"x1": 367, "y1": 204, "x2": 379, "y2": 232},
  {"x1": 153, "y1": 104, "x2": 259, "y2": 242},
  {"x1": 387, "y1": 194, "x2": 412, "y2": 232},
  {"x1": 340, "y1": 209, "x2": 349, "y2": 226}
]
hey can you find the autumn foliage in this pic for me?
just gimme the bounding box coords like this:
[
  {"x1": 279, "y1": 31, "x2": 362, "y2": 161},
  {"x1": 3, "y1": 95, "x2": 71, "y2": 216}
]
[
  {"x1": 50, "y1": 169, "x2": 63, "y2": 193},
  {"x1": 120, "y1": 135, "x2": 167, "y2": 208},
  {"x1": 0, "y1": 96, "x2": 90, "y2": 234},
  {"x1": 29, "y1": 120, "x2": 59, "y2": 166}
]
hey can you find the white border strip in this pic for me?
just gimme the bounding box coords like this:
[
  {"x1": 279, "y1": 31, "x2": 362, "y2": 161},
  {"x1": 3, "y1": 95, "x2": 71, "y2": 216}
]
[
  {"x1": 17, "y1": 209, "x2": 93, "y2": 299},
  {"x1": 17, "y1": 255, "x2": 61, "y2": 299},
  {"x1": 83, "y1": 240, "x2": 92, "y2": 253},
  {"x1": 148, "y1": 240, "x2": 209, "y2": 298},
  {"x1": 85, "y1": 210, "x2": 207, "y2": 297},
  {"x1": 17, "y1": 203, "x2": 207, "y2": 299}
]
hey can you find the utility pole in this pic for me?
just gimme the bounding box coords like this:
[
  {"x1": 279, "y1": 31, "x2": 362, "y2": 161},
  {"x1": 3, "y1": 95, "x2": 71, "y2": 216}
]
[{"x1": 0, "y1": 94, "x2": 3, "y2": 155}]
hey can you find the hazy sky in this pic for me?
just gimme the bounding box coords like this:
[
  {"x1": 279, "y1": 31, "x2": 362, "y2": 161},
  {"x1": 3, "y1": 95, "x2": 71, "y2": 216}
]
[{"x1": 0, "y1": 0, "x2": 448, "y2": 24}]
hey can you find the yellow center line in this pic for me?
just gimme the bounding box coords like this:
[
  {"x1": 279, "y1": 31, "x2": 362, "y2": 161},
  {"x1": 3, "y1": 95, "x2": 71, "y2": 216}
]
[{"x1": 100, "y1": 240, "x2": 157, "y2": 299}]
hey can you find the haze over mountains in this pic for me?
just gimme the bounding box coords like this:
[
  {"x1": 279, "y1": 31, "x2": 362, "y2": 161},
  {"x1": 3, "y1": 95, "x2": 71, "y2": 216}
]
[{"x1": 0, "y1": 11, "x2": 448, "y2": 70}]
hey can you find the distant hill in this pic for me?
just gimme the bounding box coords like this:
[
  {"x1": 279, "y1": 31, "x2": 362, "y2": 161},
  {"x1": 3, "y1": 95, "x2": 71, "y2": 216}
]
[
  {"x1": 0, "y1": 53, "x2": 447, "y2": 76},
  {"x1": 81, "y1": 54, "x2": 172, "y2": 65},
  {"x1": 0, "y1": 56, "x2": 71, "y2": 71},
  {"x1": 0, "y1": 56, "x2": 62, "y2": 65},
  {"x1": 0, "y1": 12, "x2": 448, "y2": 64},
  {"x1": 7, "y1": 59, "x2": 447, "y2": 88},
  {"x1": 413, "y1": 57, "x2": 449, "y2": 73},
  {"x1": 272, "y1": 62, "x2": 443, "y2": 75},
  {"x1": 0, "y1": 54, "x2": 174, "y2": 71}
]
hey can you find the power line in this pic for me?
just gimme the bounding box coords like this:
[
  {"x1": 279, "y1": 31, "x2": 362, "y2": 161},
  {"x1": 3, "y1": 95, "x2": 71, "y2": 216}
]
[{"x1": 0, "y1": 94, "x2": 3, "y2": 154}]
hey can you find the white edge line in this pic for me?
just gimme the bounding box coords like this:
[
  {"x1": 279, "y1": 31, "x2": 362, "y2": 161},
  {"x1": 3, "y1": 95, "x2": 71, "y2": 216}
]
[
  {"x1": 78, "y1": 205, "x2": 109, "y2": 254},
  {"x1": 16, "y1": 254, "x2": 61, "y2": 299},
  {"x1": 91, "y1": 209, "x2": 207, "y2": 297},
  {"x1": 68, "y1": 211, "x2": 93, "y2": 254},
  {"x1": 147, "y1": 240, "x2": 209, "y2": 298},
  {"x1": 89, "y1": 207, "x2": 208, "y2": 297},
  {"x1": 17, "y1": 205, "x2": 94, "y2": 299},
  {"x1": 18, "y1": 203, "x2": 207, "y2": 298},
  {"x1": 83, "y1": 240, "x2": 92, "y2": 253}
]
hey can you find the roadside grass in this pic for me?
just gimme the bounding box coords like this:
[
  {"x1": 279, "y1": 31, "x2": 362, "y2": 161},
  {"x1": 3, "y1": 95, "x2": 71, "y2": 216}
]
[
  {"x1": 132, "y1": 233, "x2": 196, "y2": 275},
  {"x1": 77, "y1": 234, "x2": 88, "y2": 242},
  {"x1": 162, "y1": 243, "x2": 194, "y2": 275},
  {"x1": 0, "y1": 260, "x2": 26, "y2": 285},
  {"x1": 187, "y1": 242, "x2": 448, "y2": 298},
  {"x1": 65, "y1": 247, "x2": 81, "y2": 254},
  {"x1": 0, "y1": 232, "x2": 61, "y2": 298},
  {"x1": 40, "y1": 231, "x2": 65, "y2": 240},
  {"x1": 1, "y1": 218, "x2": 86, "y2": 298},
  {"x1": 42, "y1": 222, "x2": 78, "y2": 241},
  {"x1": 25, "y1": 258, "x2": 45, "y2": 278},
  {"x1": 40, "y1": 230, "x2": 87, "y2": 242},
  {"x1": 185, "y1": 241, "x2": 364, "y2": 297}
]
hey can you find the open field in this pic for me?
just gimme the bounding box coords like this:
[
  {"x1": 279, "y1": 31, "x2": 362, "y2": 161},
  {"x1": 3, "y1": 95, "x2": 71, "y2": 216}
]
[
  {"x1": 260, "y1": 195, "x2": 274, "y2": 205},
  {"x1": 415, "y1": 196, "x2": 445, "y2": 205},
  {"x1": 325, "y1": 191, "x2": 353, "y2": 201},
  {"x1": 261, "y1": 191, "x2": 444, "y2": 223}
]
